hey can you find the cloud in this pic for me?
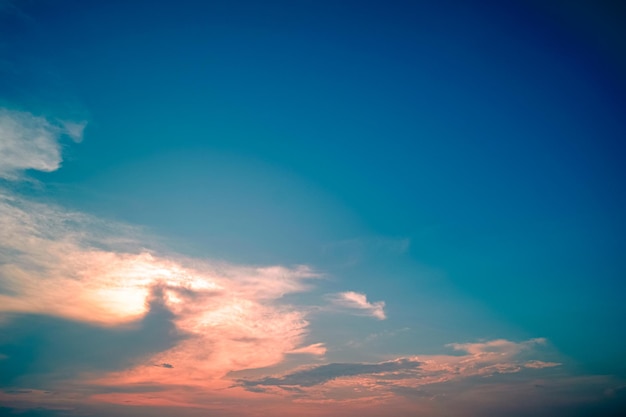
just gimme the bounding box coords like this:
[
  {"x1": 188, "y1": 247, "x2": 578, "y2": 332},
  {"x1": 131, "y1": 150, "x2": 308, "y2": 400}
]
[
  {"x1": 288, "y1": 343, "x2": 327, "y2": 356},
  {"x1": 0, "y1": 188, "x2": 325, "y2": 392},
  {"x1": 0, "y1": 108, "x2": 86, "y2": 180},
  {"x1": 446, "y1": 337, "x2": 548, "y2": 356},
  {"x1": 327, "y1": 291, "x2": 386, "y2": 320},
  {"x1": 237, "y1": 358, "x2": 422, "y2": 389},
  {"x1": 237, "y1": 338, "x2": 562, "y2": 399},
  {"x1": 0, "y1": 289, "x2": 184, "y2": 386},
  {"x1": 59, "y1": 120, "x2": 87, "y2": 143},
  {"x1": 523, "y1": 360, "x2": 561, "y2": 369}
]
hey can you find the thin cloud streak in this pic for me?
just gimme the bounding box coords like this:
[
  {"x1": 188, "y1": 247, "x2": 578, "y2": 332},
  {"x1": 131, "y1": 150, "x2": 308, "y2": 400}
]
[
  {"x1": 327, "y1": 291, "x2": 386, "y2": 320},
  {"x1": 288, "y1": 343, "x2": 327, "y2": 356},
  {"x1": 0, "y1": 336, "x2": 580, "y2": 417},
  {"x1": 237, "y1": 358, "x2": 421, "y2": 389}
]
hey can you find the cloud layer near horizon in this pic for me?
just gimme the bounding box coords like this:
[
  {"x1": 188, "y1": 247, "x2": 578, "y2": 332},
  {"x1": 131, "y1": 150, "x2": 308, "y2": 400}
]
[{"x1": 235, "y1": 338, "x2": 560, "y2": 395}]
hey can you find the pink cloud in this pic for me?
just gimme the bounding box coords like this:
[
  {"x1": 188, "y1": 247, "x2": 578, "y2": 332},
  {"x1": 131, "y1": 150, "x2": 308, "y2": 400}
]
[
  {"x1": 524, "y1": 360, "x2": 561, "y2": 369},
  {"x1": 0, "y1": 192, "x2": 325, "y2": 392},
  {"x1": 288, "y1": 343, "x2": 327, "y2": 356}
]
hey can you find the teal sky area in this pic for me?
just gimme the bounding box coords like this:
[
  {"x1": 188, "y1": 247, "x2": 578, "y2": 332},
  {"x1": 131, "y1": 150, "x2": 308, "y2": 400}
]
[{"x1": 1, "y1": 1, "x2": 625, "y2": 416}]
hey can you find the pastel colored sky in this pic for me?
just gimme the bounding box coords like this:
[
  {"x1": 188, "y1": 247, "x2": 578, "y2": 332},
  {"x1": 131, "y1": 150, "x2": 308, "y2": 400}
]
[{"x1": 1, "y1": 1, "x2": 625, "y2": 416}]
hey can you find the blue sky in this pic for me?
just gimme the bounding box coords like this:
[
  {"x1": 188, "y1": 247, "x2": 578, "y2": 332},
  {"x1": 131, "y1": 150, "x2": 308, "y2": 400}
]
[{"x1": 1, "y1": 1, "x2": 625, "y2": 416}]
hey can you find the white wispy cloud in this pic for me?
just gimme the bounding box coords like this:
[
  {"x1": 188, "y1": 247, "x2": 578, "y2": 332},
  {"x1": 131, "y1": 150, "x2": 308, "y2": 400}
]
[
  {"x1": 0, "y1": 108, "x2": 86, "y2": 180},
  {"x1": 524, "y1": 360, "x2": 561, "y2": 369},
  {"x1": 327, "y1": 291, "x2": 386, "y2": 320}
]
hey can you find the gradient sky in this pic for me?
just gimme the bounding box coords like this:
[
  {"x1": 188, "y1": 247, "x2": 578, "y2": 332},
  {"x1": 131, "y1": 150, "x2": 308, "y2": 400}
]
[{"x1": 1, "y1": 1, "x2": 625, "y2": 416}]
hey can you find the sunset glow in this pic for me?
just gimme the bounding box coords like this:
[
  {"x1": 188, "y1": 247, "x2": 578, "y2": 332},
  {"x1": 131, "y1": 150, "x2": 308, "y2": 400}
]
[{"x1": 1, "y1": 1, "x2": 625, "y2": 416}]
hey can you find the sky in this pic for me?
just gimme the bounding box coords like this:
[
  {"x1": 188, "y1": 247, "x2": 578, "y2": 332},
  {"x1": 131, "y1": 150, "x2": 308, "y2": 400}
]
[{"x1": 0, "y1": 0, "x2": 625, "y2": 416}]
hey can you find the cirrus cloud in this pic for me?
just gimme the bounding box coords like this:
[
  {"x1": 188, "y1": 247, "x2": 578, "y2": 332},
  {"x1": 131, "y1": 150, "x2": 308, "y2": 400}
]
[{"x1": 327, "y1": 291, "x2": 386, "y2": 320}]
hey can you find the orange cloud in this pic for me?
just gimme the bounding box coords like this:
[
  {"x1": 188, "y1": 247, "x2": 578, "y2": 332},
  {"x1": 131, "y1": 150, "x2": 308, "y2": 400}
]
[{"x1": 0, "y1": 191, "x2": 325, "y2": 393}]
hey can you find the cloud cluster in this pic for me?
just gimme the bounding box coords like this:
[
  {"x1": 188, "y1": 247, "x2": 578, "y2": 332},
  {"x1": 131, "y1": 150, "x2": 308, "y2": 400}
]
[
  {"x1": 0, "y1": 108, "x2": 86, "y2": 180},
  {"x1": 0, "y1": 191, "x2": 325, "y2": 385},
  {"x1": 0, "y1": 107, "x2": 340, "y2": 389},
  {"x1": 327, "y1": 291, "x2": 386, "y2": 320}
]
